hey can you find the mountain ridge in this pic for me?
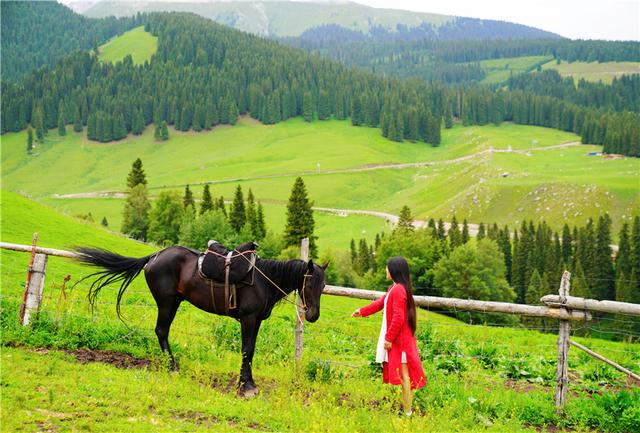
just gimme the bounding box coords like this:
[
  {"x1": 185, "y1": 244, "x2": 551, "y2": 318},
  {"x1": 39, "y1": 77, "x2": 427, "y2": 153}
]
[{"x1": 68, "y1": 0, "x2": 561, "y2": 39}]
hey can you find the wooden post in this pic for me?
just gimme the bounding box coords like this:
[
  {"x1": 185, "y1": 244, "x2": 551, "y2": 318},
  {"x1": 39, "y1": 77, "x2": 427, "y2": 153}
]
[
  {"x1": 21, "y1": 253, "x2": 48, "y2": 326},
  {"x1": 295, "y1": 238, "x2": 309, "y2": 363},
  {"x1": 18, "y1": 233, "x2": 38, "y2": 324},
  {"x1": 554, "y1": 271, "x2": 571, "y2": 412}
]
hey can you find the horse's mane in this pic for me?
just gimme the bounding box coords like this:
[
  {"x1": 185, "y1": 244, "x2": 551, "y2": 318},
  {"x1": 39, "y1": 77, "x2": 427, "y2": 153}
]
[{"x1": 256, "y1": 258, "x2": 308, "y2": 302}]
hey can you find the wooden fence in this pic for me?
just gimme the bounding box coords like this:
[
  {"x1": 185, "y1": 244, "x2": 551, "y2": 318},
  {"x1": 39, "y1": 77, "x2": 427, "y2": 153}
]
[{"x1": 2, "y1": 235, "x2": 639, "y2": 412}]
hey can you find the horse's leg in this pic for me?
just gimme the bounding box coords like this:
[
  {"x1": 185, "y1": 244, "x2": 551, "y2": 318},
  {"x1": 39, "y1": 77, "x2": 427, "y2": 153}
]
[
  {"x1": 238, "y1": 314, "x2": 262, "y2": 397},
  {"x1": 154, "y1": 295, "x2": 182, "y2": 371}
]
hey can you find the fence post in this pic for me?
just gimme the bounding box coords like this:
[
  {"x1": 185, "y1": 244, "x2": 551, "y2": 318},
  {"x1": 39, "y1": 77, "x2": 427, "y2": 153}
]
[
  {"x1": 21, "y1": 253, "x2": 48, "y2": 326},
  {"x1": 19, "y1": 233, "x2": 38, "y2": 324},
  {"x1": 554, "y1": 271, "x2": 571, "y2": 412},
  {"x1": 296, "y1": 238, "x2": 309, "y2": 363}
]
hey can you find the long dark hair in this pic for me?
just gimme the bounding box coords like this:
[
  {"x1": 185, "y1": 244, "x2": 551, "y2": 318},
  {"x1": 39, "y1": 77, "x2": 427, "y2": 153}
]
[{"x1": 387, "y1": 256, "x2": 417, "y2": 334}]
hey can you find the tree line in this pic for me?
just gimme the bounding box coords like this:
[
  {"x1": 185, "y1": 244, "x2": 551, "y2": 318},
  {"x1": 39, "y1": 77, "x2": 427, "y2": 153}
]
[
  {"x1": 120, "y1": 159, "x2": 318, "y2": 259},
  {"x1": 1, "y1": 12, "x2": 448, "y2": 147},
  {"x1": 343, "y1": 210, "x2": 640, "y2": 312},
  {"x1": 507, "y1": 70, "x2": 639, "y2": 114}
]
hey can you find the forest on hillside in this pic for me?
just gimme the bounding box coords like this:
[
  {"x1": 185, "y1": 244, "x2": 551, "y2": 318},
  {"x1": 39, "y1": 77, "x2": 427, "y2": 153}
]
[{"x1": 1, "y1": 3, "x2": 639, "y2": 157}]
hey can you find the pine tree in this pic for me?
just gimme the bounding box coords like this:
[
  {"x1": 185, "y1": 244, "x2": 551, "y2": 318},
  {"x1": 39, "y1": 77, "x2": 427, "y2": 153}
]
[
  {"x1": 571, "y1": 259, "x2": 589, "y2": 299},
  {"x1": 57, "y1": 110, "x2": 66, "y2": 136},
  {"x1": 183, "y1": 185, "x2": 195, "y2": 209},
  {"x1": 122, "y1": 184, "x2": 150, "y2": 241},
  {"x1": 631, "y1": 216, "x2": 640, "y2": 292},
  {"x1": 34, "y1": 105, "x2": 45, "y2": 142},
  {"x1": 498, "y1": 227, "x2": 513, "y2": 285},
  {"x1": 101, "y1": 217, "x2": 108, "y2": 227},
  {"x1": 229, "y1": 185, "x2": 246, "y2": 233},
  {"x1": 255, "y1": 203, "x2": 267, "y2": 240},
  {"x1": 525, "y1": 269, "x2": 544, "y2": 326},
  {"x1": 462, "y1": 219, "x2": 470, "y2": 244},
  {"x1": 561, "y1": 223, "x2": 572, "y2": 265},
  {"x1": 160, "y1": 121, "x2": 169, "y2": 140},
  {"x1": 303, "y1": 91, "x2": 314, "y2": 122},
  {"x1": 397, "y1": 205, "x2": 414, "y2": 231},
  {"x1": 448, "y1": 216, "x2": 462, "y2": 249},
  {"x1": 284, "y1": 177, "x2": 317, "y2": 258},
  {"x1": 200, "y1": 184, "x2": 213, "y2": 215},
  {"x1": 154, "y1": 123, "x2": 161, "y2": 140},
  {"x1": 215, "y1": 196, "x2": 227, "y2": 218},
  {"x1": 73, "y1": 107, "x2": 83, "y2": 133},
  {"x1": 132, "y1": 109, "x2": 144, "y2": 135},
  {"x1": 246, "y1": 189, "x2": 257, "y2": 237},
  {"x1": 616, "y1": 223, "x2": 632, "y2": 282},
  {"x1": 437, "y1": 218, "x2": 446, "y2": 241},
  {"x1": 593, "y1": 214, "x2": 614, "y2": 300},
  {"x1": 127, "y1": 158, "x2": 147, "y2": 188},
  {"x1": 477, "y1": 222, "x2": 486, "y2": 240},
  {"x1": 26, "y1": 126, "x2": 33, "y2": 153}
]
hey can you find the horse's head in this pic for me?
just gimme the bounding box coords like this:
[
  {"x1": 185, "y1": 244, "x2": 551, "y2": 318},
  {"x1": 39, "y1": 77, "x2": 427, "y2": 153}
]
[{"x1": 300, "y1": 260, "x2": 327, "y2": 323}]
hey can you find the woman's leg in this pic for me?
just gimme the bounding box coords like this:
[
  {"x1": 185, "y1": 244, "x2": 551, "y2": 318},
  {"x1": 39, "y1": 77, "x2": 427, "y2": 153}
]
[{"x1": 401, "y1": 363, "x2": 413, "y2": 414}]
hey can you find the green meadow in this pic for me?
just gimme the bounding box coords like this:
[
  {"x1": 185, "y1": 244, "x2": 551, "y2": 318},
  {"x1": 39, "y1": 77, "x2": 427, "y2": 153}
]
[
  {"x1": 477, "y1": 55, "x2": 553, "y2": 84},
  {"x1": 2, "y1": 191, "x2": 638, "y2": 432},
  {"x1": 541, "y1": 60, "x2": 640, "y2": 84},
  {"x1": 98, "y1": 26, "x2": 158, "y2": 65},
  {"x1": 3, "y1": 116, "x2": 637, "y2": 249}
]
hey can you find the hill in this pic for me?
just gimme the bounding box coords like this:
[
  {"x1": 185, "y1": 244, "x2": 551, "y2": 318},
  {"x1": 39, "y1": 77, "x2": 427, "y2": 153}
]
[
  {"x1": 0, "y1": 0, "x2": 143, "y2": 81},
  {"x1": 1, "y1": 190, "x2": 638, "y2": 432},
  {"x1": 3, "y1": 119, "x2": 638, "y2": 250},
  {"x1": 72, "y1": 0, "x2": 559, "y2": 39}
]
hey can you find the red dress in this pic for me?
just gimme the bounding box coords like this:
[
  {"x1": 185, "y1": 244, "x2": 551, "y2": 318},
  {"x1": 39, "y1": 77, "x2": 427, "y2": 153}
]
[{"x1": 360, "y1": 284, "x2": 426, "y2": 390}]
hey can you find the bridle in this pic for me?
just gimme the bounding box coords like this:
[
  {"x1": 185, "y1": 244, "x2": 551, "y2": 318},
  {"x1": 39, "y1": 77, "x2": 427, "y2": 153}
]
[{"x1": 235, "y1": 252, "x2": 314, "y2": 324}]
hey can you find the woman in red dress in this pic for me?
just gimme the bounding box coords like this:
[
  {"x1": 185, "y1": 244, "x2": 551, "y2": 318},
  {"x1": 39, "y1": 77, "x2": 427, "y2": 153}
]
[{"x1": 352, "y1": 256, "x2": 426, "y2": 416}]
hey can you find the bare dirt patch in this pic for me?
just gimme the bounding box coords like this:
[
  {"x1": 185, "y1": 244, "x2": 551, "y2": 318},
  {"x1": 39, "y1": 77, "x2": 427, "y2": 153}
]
[{"x1": 62, "y1": 348, "x2": 151, "y2": 369}]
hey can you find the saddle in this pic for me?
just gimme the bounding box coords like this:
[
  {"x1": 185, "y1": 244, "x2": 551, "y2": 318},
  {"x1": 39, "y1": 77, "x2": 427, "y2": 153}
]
[{"x1": 198, "y1": 240, "x2": 258, "y2": 313}]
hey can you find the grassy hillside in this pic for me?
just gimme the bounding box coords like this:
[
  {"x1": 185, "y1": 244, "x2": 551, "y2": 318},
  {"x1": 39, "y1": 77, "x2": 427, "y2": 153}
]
[
  {"x1": 478, "y1": 55, "x2": 553, "y2": 84},
  {"x1": 541, "y1": 60, "x2": 640, "y2": 84},
  {"x1": 2, "y1": 191, "x2": 638, "y2": 432},
  {"x1": 98, "y1": 25, "x2": 158, "y2": 64},
  {"x1": 3, "y1": 118, "x2": 637, "y2": 249}
]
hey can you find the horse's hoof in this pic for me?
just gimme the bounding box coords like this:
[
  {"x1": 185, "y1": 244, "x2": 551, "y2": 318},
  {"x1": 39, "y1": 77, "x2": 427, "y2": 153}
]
[{"x1": 238, "y1": 387, "x2": 260, "y2": 398}]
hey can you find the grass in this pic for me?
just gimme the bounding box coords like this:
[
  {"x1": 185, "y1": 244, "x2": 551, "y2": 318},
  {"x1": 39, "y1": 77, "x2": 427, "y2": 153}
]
[
  {"x1": 98, "y1": 26, "x2": 157, "y2": 65},
  {"x1": 2, "y1": 118, "x2": 637, "y2": 249},
  {"x1": 2, "y1": 192, "x2": 638, "y2": 432},
  {"x1": 541, "y1": 60, "x2": 640, "y2": 84},
  {"x1": 476, "y1": 55, "x2": 553, "y2": 84}
]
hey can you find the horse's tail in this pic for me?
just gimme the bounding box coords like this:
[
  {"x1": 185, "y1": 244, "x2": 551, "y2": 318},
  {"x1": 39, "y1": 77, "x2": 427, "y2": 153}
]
[{"x1": 74, "y1": 247, "x2": 156, "y2": 319}]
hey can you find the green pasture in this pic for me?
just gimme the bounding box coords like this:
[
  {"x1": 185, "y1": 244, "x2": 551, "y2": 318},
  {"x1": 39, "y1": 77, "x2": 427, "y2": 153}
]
[
  {"x1": 2, "y1": 192, "x2": 638, "y2": 432},
  {"x1": 98, "y1": 26, "x2": 157, "y2": 65},
  {"x1": 541, "y1": 60, "x2": 640, "y2": 84},
  {"x1": 476, "y1": 55, "x2": 553, "y2": 84},
  {"x1": 2, "y1": 118, "x2": 637, "y2": 246}
]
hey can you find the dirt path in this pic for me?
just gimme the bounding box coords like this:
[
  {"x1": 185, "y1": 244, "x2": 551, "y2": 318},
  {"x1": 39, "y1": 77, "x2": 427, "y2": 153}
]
[{"x1": 54, "y1": 141, "x2": 581, "y2": 199}]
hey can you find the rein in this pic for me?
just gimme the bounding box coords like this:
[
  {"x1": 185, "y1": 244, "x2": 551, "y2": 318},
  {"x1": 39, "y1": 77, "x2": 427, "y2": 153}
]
[{"x1": 236, "y1": 253, "x2": 311, "y2": 324}]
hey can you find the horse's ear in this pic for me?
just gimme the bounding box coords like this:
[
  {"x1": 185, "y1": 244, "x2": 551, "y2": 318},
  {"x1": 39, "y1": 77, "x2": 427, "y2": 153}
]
[
  {"x1": 322, "y1": 261, "x2": 330, "y2": 270},
  {"x1": 307, "y1": 259, "x2": 314, "y2": 272}
]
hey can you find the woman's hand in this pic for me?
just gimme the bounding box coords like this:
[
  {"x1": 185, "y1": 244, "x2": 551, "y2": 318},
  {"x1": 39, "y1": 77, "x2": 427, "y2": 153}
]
[
  {"x1": 384, "y1": 340, "x2": 392, "y2": 350},
  {"x1": 351, "y1": 309, "x2": 361, "y2": 317}
]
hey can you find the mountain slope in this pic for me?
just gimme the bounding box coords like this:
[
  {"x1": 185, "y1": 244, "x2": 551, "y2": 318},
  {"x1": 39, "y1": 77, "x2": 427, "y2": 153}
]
[
  {"x1": 0, "y1": 0, "x2": 143, "y2": 82},
  {"x1": 71, "y1": 0, "x2": 560, "y2": 39}
]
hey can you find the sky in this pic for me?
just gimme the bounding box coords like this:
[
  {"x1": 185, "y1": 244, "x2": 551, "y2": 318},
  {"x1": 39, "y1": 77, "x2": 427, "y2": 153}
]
[{"x1": 351, "y1": 0, "x2": 640, "y2": 40}]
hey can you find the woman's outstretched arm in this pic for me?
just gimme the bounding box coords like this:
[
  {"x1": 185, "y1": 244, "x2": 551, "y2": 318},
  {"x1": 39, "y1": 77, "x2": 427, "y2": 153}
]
[{"x1": 353, "y1": 295, "x2": 385, "y2": 317}]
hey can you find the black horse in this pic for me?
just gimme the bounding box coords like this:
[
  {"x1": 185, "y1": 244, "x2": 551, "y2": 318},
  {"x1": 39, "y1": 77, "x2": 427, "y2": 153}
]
[{"x1": 74, "y1": 245, "x2": 327, "y2": 396}]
